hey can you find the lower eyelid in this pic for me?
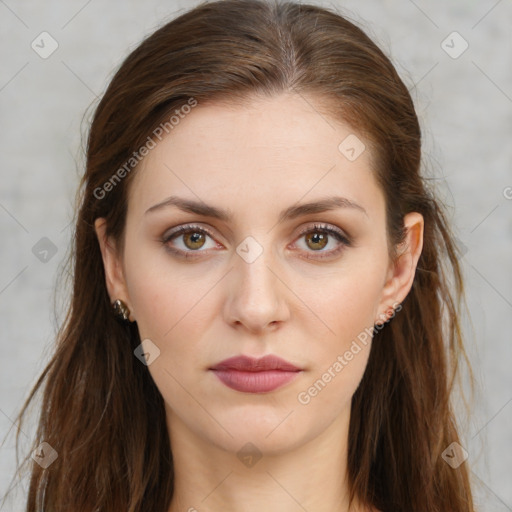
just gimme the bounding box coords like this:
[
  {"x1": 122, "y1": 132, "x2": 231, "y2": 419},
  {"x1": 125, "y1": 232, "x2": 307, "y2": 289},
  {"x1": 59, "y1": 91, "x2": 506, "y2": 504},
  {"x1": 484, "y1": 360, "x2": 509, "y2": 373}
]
[
  {"x1": 163, "y1": 225, "x2": 350, "y2": 257},
  {"x1": 163, "y1": 229, "x2": 217, "y2": 251}
]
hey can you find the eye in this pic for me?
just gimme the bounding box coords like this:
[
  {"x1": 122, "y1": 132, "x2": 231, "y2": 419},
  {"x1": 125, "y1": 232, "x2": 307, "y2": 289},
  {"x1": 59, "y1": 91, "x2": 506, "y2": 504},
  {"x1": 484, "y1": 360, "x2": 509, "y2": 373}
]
[
  {"x1": 292, "y1": 223, "x2": 352, "y2": 259},
  {"x1": 161, "y1": 224, "x2": 218, "y2": 258},
  {"x1": 161, "y1": 223, "x2": 352, "y2": 260}
]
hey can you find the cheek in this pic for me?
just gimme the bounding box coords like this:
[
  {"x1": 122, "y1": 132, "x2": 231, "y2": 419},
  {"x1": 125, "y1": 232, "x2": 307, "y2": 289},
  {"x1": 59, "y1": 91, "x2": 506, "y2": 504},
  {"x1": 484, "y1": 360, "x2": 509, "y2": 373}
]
[
  {"x1": 122, "y1": 237, "x2": 211, "y2": 340},
  {"x1": 298, "y1": 256, "x2": 386, "y2": 392},
  {"x1": 127, "y1": 271, "x2": 207, "y2": 343},
  {"x1": 295, "y1": 274, "x2": 381, "y2": 415},
  {"x1": 313, "y1": 266, "x2": 385, "y2": 343}
]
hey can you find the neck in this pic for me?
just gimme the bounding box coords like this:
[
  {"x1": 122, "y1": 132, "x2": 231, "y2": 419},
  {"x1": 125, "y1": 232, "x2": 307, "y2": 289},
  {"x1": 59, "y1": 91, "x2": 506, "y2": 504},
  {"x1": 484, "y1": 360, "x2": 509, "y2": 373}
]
[{"x1": 165, "y1": 401, "x2": 371, "y2": 512}]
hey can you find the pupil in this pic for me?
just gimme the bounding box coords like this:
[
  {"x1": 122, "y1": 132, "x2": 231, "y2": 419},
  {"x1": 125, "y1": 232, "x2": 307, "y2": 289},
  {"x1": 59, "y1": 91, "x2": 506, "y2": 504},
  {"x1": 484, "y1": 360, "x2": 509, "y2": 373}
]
[
  {"x1": 186, "y1": 232, "x2": 204, "y2": 249},
  {"x1": 309, "y1": 232, "x2": 327, "y2": 250}
]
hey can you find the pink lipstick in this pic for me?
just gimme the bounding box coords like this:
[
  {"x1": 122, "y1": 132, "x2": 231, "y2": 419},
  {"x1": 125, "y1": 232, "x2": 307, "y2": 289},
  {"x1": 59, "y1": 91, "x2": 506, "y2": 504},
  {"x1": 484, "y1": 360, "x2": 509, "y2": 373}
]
[{"x1": 209, "y1": 354, "x2": 302, "y2": 393}]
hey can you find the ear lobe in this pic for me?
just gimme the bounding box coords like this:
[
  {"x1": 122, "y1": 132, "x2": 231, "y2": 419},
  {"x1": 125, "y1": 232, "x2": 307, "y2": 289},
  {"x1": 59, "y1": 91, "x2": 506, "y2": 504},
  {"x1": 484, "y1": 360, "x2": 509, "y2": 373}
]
[
  {"x1": 375, "y1": 212, "x2": 424, "y2": 324},
  {"x1": 94, "y1": 217, "x2": 129, "y2": 307}
]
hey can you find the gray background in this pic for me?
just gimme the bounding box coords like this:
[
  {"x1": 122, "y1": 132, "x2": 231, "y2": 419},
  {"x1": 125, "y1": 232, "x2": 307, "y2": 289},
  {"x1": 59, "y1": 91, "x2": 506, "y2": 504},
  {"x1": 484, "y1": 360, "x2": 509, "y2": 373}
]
[{"x1": 0, "y1": 0, "x2": 511, "y2": 510}]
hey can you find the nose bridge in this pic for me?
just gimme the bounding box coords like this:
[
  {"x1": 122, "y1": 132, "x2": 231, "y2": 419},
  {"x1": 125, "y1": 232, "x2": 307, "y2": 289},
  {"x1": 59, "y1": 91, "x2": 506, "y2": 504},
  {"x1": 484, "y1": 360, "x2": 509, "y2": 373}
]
[
  {"x1": 226, "y1": 233, "x2": 287, "y2": 330},
  {"x1": 234, "y1": 233, "x2": 278, "y2": 301}
]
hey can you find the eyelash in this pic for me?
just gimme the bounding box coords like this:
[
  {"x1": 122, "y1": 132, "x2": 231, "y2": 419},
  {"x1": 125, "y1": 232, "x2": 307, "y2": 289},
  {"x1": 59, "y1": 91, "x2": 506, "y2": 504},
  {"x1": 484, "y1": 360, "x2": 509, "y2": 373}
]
[{"x1": 161, "y1": 223, "x2": 352, "y2": 260}]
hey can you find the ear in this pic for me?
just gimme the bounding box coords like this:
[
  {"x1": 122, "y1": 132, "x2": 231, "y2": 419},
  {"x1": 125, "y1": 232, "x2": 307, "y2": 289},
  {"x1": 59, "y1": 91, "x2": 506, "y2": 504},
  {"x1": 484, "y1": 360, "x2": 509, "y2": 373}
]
[
  {"x1": 375, "y1": 212, "x2": 424, "y2": 325},
  {"x1": 94, "y1": 217, "x2": 134, "y2": 321}
]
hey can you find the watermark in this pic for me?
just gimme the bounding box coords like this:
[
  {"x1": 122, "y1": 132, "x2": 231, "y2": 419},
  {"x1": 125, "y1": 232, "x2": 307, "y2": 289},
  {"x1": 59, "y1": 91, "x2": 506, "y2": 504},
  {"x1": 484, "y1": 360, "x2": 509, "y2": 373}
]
[
  {"x1": 134, "y1": 338, "x2": 161, "y2": 366},
  {"x1": 236, "y1": 236, "x2": 264, "y2": 263},
  {"x1": 503, "y1": 186, "x2": 512, "y2": 200},
  {"x1": 31, "y1": 441, "x2": 58, "y2": 468},
  {"x1": 297, "y1": 302, "x2": 402, "y2": 405},
  {"x1": 237, "y1": 441, "x2": 263, "y2": 468},
  {"x1": 441, "y1": 441, "x2": 468, "y2": 468},
  {"x1": 31, "y1": 31, "x2": 59, "y2": 59},
  {"x1": 441, "y1": 31, "x2": 469, "y2": 59},
  {"x1": 338, "y1": 134, "x2": 366, "y2": 161},
  {"x1": 32, "y1": 236, "x2": 58, "y2": 263},
  {"x1": 93, "y1": 97, "x2": 198, "y2": 200}
]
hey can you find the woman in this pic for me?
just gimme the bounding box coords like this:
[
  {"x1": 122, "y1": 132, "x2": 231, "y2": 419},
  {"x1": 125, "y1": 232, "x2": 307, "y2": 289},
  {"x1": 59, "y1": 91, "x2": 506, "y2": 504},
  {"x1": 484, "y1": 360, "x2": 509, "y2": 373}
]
[{"x1": 5, "y1": 0, "x2": 475, "y2": 510}]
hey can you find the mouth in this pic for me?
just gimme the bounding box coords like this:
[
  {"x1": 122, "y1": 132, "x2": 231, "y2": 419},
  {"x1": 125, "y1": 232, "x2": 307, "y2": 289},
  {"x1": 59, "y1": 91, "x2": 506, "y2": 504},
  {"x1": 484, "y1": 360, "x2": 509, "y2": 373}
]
[{"x1": 209, "y1": 354, "x2": 303, "y2": 393}]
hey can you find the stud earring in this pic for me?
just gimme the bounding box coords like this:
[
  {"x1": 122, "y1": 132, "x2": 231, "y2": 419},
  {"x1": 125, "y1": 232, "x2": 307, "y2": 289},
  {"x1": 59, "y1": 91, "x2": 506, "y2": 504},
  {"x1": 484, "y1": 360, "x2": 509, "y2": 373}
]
[
  {"x1": 112, "y1": 299, "x2": 131, "y2": 322},
  {"x1": 374, "y1": 306, "x2": 394, "y2": 327}
]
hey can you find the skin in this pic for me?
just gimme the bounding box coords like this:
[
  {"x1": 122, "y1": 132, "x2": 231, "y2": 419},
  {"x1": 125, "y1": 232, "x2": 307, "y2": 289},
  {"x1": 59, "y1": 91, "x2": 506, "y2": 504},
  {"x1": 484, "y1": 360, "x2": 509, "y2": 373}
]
[{"x1": 95, "y1": 91, "x2": 423, "y2": 512}]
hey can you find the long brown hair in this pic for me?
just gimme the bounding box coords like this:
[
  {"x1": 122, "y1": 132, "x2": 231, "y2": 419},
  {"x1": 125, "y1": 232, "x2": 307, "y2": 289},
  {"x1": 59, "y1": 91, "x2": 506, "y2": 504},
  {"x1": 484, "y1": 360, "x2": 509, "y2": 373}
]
[{"x1": 2, "y1": 1, "x2": 476, "y2": 510}]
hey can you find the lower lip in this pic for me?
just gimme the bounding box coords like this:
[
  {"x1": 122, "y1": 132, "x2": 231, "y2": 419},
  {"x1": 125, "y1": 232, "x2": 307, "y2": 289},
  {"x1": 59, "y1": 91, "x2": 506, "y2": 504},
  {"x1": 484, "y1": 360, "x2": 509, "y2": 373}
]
[{"x1": 210, "y1": 369, "x2": 301, "y2": 393}]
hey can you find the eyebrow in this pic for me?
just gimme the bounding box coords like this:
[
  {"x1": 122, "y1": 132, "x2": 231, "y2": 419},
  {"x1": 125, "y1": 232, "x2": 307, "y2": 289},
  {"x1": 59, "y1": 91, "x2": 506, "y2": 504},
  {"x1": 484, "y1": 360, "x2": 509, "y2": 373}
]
[{"x1": 144, "y1": 195, "x2": 368, "y2": 222}]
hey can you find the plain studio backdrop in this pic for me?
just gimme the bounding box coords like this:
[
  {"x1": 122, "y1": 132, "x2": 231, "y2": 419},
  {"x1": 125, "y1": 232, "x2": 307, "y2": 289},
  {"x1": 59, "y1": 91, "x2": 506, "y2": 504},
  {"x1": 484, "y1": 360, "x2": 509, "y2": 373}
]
[{"x1": 0, "y1": 0, "x2": 511, "y2": 510}]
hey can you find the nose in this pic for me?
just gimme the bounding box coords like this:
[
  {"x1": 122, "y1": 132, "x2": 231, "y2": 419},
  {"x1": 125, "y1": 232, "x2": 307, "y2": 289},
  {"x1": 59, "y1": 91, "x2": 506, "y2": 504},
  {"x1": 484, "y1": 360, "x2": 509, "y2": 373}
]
[{"x1": 224, "y1": 243, "x2": 290, "y2": 334}]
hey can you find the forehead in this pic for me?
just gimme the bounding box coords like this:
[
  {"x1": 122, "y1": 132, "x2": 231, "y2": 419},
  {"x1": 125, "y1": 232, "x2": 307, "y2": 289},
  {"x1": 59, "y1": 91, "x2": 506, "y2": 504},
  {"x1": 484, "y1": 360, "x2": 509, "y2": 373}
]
[
  {"x1": 128, "y1": 92, "x2": 383, "y2": 219},
  {"x1": 152, "y1": 93, "x2": 356, "y2": 165}
]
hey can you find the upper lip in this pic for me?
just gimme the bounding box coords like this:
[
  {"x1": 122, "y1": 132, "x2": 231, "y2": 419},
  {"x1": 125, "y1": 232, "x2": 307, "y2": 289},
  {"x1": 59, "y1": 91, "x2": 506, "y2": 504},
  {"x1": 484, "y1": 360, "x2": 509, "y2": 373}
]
[{"x1": 209, "y1": 354, "x2": 301, "y2": 372}]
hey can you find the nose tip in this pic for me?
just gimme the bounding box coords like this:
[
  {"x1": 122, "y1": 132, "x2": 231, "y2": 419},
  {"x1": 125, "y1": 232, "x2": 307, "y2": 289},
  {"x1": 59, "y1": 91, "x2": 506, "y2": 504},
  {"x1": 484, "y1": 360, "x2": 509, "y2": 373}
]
[{"x1": 226, "y1": 258, "x2": 289, "y2": 333}]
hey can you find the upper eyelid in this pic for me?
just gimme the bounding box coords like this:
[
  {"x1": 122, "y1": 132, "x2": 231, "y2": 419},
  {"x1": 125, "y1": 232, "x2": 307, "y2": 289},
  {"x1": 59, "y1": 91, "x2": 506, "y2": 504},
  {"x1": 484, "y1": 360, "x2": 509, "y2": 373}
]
[{"x1": 164, "y1": 222, "x2": 351, "y2": 246}]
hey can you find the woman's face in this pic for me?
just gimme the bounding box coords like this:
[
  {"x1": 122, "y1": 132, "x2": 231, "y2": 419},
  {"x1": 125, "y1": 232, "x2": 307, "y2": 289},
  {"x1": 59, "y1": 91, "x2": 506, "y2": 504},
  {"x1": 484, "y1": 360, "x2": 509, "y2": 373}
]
[{"x1": 96, "y1": 92, "x2": 422, "y2": 455}]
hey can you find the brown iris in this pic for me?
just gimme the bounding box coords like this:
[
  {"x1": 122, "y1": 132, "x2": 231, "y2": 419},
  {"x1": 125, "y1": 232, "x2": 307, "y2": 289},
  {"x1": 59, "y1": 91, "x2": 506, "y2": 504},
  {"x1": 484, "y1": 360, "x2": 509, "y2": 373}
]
[
  {"x1": 305, "y1": 231, "x2": 328, "y2": 251},
  {"x1": 183, "y1": 231, "x2": 206, "y2": 250}
]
